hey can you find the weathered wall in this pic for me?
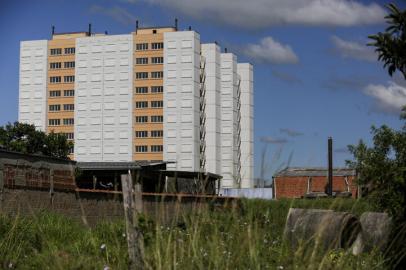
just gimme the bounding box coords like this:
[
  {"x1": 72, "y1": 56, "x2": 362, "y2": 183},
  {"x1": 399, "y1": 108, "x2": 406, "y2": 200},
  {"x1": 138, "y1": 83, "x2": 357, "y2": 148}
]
[
  {"x1": 274, "y1": 175, "x2": 357, "y2": 199},
  {"x1": 0, "y1": 150, "x2": 238, "y2": 226},
  {"x1": 0, "y1": 188, "x2": 238, "y2": 226},
  {"x1": 0, "y1": 150, "x2": 76, "y2": 191}
]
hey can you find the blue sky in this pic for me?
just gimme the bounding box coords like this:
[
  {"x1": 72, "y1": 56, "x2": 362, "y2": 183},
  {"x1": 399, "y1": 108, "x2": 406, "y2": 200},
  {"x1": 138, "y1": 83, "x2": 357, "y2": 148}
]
[{"x1": 1, "y1": 0, "x2": 405, "y2": 182}]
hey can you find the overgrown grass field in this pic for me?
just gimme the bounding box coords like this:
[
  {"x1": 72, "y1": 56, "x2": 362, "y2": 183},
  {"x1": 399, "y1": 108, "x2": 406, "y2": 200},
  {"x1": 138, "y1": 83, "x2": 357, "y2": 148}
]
[{"x1": 0, "y1": 198, "x2": 387, "y2": 269}]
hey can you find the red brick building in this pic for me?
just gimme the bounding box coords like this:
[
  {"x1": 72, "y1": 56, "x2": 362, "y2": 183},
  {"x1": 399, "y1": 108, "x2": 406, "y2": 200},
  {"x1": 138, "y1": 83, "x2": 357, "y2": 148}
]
[{"x1": 272, "y1": 167, "x2": 357, "y2": 199}]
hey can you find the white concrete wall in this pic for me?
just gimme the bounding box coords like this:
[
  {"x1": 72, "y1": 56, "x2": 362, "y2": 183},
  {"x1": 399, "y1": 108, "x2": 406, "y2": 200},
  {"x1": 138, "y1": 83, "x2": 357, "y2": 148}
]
[
  {"x1": 220, "y1": 53, "x2": 239, "y2": 187},
  {"x1": 74, "y1": 34, "x2": 133, "y2": 162},
  {"x1": 18, "y1": 40, "x2": 48, "y2": 131},
  {"x1": 163, "y1": 31, "x2": 201, "y2": 172},
  {"x1": 237, "y1": 63, "x2": 254, "y2": 188},
  {"x1": 201, "y1": 43, "x2": 221, "y2": 175}
]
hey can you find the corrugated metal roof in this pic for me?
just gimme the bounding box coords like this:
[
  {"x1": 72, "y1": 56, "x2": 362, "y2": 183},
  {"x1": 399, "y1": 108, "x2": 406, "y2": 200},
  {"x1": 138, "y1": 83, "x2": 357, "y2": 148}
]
[
  {"x1": 76, "y1": 161, "x2": 167, "y2": 171},
  {"x1": 0, "y1": 148, "x2": 76, "y2": 164},
  {"x1": 273, "y1": 167, "x2": 355, "y2": 177}
]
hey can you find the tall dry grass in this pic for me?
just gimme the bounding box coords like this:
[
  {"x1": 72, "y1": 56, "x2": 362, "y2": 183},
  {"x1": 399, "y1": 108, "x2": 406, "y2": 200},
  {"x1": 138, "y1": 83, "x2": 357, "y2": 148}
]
[{"x1": 0, "y1": 198, "x2": 388, "y2": 269}]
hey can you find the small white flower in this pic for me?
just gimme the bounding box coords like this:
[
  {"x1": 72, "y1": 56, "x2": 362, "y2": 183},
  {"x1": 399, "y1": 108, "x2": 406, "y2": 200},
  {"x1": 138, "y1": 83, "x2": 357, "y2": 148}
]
[
  {"x1": 100, "y1": 243, "x2": 106, "y2": 250},
  {"x1": 278, "y1": 266, "x2": 284, "y2": 270},
  {"x1": 122, "y1": 233, "x2": 126, "y2": 238},
  {"x1": 8, "y1": 263, "x2": 13, "y2": 269},
  {"x1": 103, "y1": 265, "x2": 110, "y2": 270}
]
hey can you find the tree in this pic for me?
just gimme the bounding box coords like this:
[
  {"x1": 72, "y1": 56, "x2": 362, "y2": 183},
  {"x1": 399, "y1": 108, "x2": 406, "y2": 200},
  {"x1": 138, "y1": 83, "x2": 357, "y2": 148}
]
[
  {"x1": 347, "y1": 109, "x2": 406, "y2": 221},
  {"x1": 348, "y1": 3, "x2": 406, "y2": 222},
  {"x1": 0, "y1": 122, "x2": 73, "y2": 159},
  {"x1": 368, "y1": 3, "x2": 406, "y2": 79}
]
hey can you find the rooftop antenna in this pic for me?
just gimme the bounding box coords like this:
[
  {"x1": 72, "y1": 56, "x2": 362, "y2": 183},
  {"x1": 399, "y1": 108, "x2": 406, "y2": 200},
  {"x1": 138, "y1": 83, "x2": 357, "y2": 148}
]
[
  {"x1": 225, "y1": 47, "x2": 228, "y2": 53},
  {"x1": 105, "y1": 30, "x2": 108, "y2": 35},
  {"x1": 136, "y1": 20, "x2": 139, "y2": 34},
  {"x1": 88, "y1": 23, "x2": 92, "y2": 36},
  {"x1": 175, "y1": 18, "x2": 178, "y2": 31},
  {"x1": 188, "y1": 25, "x2": 192, "y2": 31},
  {"x1": 51, "y1": 25, "x2": 55, "y2": 36}
]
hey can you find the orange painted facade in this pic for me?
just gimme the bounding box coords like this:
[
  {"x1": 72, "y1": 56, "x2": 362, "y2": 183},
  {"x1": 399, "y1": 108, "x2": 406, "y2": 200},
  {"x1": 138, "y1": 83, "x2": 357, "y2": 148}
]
[
  {"x1": 132, "y1": 27, "x2": 175, "y2": 161},
  {"x1": 46, "y1": 32, "x2": 87, "y2": 159}
]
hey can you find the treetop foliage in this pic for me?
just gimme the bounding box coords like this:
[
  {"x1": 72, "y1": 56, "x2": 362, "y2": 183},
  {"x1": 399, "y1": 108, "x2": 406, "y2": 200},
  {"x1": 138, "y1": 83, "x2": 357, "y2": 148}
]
[
  {"x1": 0, "y1": 122, "x2": 72, "y2": 159},
  {"x1": 368, "y1": 3, "x2": 406, "y2": 79}
]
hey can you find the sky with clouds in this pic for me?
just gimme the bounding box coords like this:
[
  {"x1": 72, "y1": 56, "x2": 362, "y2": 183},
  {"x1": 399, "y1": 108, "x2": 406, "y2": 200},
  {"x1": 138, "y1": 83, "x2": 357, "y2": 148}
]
[{"x1": 0, "y1": 0, "x2": 405, "y2": 183}]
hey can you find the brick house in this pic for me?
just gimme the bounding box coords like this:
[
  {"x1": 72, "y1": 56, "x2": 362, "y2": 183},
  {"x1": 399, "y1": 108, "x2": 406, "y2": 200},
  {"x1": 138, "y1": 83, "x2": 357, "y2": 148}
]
[{"x1": 272, "y1": 167, "x2": 357, "y2": 199}]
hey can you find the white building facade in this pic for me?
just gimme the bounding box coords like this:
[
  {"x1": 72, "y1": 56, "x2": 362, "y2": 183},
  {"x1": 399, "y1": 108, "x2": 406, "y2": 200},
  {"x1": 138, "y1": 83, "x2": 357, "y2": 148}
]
[{"x1": 18, "y1": 27, "x2": 254, "y2": 188}]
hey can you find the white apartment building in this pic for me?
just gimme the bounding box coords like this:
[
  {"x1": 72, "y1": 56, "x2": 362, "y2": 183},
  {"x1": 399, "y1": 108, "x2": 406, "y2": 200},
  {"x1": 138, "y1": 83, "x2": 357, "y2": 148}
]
[{"x1": 18, "y1": 24, "x2": 254, "y2": 188}]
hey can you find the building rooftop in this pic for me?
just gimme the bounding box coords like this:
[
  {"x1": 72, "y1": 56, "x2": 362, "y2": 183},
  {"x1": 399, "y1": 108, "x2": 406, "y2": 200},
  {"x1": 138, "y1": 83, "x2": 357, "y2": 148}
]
[
  {"x1": 52, "y1": 32, "x2": 89, "y2": 40},
  {"x1": 273, "y1": 167, "x2": 356, "y2": 177},
  {"x1": 76, "y1": 161, "x2": 167, "y2": 171}
]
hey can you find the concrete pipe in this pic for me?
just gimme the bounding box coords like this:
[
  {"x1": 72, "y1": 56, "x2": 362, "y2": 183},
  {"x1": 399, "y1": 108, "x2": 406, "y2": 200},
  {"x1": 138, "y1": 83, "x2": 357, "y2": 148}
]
[
  {"x1": 352, "y1": 212, "x2": 392, "y2": 255},
  {"x1": 284, "y1": 208, "x2": 361, "y2": 251}
]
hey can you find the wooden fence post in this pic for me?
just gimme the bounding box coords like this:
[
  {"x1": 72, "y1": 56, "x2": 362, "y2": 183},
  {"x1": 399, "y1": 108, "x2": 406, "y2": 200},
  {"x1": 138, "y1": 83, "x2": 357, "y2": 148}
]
[{"x1": 121, "y1": 173, "x2": 144, "y2": 269}]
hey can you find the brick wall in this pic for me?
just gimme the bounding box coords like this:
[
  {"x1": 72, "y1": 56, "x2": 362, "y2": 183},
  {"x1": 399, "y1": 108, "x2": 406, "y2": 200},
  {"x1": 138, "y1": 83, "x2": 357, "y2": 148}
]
[
  {"x1": 0, "y1": 150, "x2": 76, "y2": 191},
  {"x1": 274, "y1": 175, "x2": 357, "y2": 199},
  {"x1": 0, "y1": 188, "x2": 238, "y2": 226},
  {"x1": 0, "y1": 150, "x2": 238, "y2": 225}
]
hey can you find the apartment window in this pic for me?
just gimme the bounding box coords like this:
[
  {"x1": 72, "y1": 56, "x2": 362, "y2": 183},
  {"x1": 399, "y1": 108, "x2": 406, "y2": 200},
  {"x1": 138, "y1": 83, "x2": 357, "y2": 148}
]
[
  {"x1": 64, "y1": 76, "x2": 75, "y2": 83},
  {"x1": 135, "y1": 72, "x2": 148, "y2": 79},
  {"x1": 151, "y1": 130, "x2": 163, "y2": 137},
  {"x1": 135, "y1": 87, "x2": 148, "y2": 94},
  {"x1": 49, "y1": 90, "x2": 61, "y2": 97},
  {"x1": 135, "y1": 101, "x2": 148, "y2": 108},
  {"x1": 63, "y1": 104, "x2": 74, "y2": 111},
  {"x1": 64, "y1": 61, "x2": 75, "y2": 68},
  {"x1": 136, "y1": 58, "x2": 148, "y2": 65},
  {"x1": 64, "y1": 47, "x2": 75, "y2": 54},
  {"x1": 135, "y1": 145, "x2": 148, "y2": 153},
  {"x1": 151, "y1": 71, "x2": 163, "y2": 79},
  {"x1": 151, "y1": 86, "x2": 163, "y2": 93},
  {"x1": 151, "y1": 115, "x2": 163, "y2": 123},
  {"x1": 64, "y1": 90, "x2": 75, "y2": 97},
  {"x1": 63, "y1": 118, "x2": 74, "y2": 125},
  {"x1": 135, "y1": 131, "x2": 148, "y2": 138},
  {"x1": 151, "y1": 145, "x2": 163, "y2": 152},
  {"x1": 136, "y1": 43, "x2": 148, "y2": 50},
  {"x1": 151, "y1": 42, "x2": 164, "y2": 50},
  {"x1": 48, "y1": 119, "x2": 60, "y2": 126},
  {"x1": 50, "y1": 48, "x2": 62, "y2": 55},
  {"x1": 151, "y1": 57, "x2": 164, "y2": 64},
  {"x1": 151, "y1": 100, "x2": 163, "y2": 108},
  {"x1": 68, "y1": 146, "x2": 74, "y2": 154},
  {"x1": 135, "y1": 116, "x2": 148, "y2": 123},
  {"x1": 50, "y1": 62, "x2": 61, "y2": 69},
  {"x1": 49, "y1": 104, "x2": 61, "y2": 112},
  {"x1": 50, "y1": 76, "x2": 61, "y2": 83},
  {"x1": 61, "y1": 132, "x2": 74, "y2": 140}
]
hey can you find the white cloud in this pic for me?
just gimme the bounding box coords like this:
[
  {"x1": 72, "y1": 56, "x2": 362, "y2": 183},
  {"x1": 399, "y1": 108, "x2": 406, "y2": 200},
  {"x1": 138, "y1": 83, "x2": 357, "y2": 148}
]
[
  {"x1": 243, "y1": 37, "x2": 299, "y2": 64},
  {"x1": 141, "y1": 0, "x2": 385, "y2": 28},
  {"x1": 331, "y1": 36, "x2": 377, "y2": 62},
  {"x1": 364, "y1": 82, "x2": 406, "y2": 114},
  {"x1": 90, "y1": 5, "x2": 138, "y2": 26}
]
